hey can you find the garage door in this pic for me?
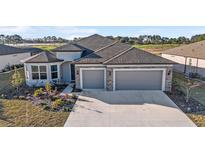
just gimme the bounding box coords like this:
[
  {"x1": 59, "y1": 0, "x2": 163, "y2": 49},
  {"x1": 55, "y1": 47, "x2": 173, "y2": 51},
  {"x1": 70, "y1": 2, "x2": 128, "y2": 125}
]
[
  {"x1": 82, "y1": 70, "x2": 105, "y2": 89},
  {"x1": 115, "y1": 70, "x2": 163, "y2": 90}
]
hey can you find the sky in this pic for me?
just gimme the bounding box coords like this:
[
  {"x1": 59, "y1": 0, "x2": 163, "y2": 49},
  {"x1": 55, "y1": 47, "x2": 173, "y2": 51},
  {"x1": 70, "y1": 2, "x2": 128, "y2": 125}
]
[{"x1": 0, "y1": 26, "x2": 205, "y2": 39}]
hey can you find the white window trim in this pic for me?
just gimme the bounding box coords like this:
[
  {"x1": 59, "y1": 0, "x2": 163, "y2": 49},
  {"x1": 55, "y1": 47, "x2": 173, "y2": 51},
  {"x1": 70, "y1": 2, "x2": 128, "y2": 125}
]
[
  {"x1": 51, "y1": 64, "x2": 58, "y2": 80},
  {"x1": 80, "y1": 67, "x2": 106, "y2": 90},
  {"x1": 31, "y1": 64, "x2": 48, "y2": 81},
  {"x1": 113, "y1": 68, "x2": 166, "y2": 91}
]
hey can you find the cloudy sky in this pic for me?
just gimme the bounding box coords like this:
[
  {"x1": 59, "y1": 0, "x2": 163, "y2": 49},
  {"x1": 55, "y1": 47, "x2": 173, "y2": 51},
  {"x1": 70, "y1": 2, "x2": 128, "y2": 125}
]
[{"x1": 0, "y1": 26, "x2": 205, "y2": 39}]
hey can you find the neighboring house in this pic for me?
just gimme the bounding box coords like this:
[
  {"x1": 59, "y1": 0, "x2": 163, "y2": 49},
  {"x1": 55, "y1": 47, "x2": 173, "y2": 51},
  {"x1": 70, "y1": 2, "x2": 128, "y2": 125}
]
[
  {"x1": 23, "y1": 34, "x2": 174, "y2": 91},
  {"x1": 161, "y1": 40, "x2": 205, "y2": 77},
  {"x1": 0, "y1": 44, "x2": 41, "y2": 71}
]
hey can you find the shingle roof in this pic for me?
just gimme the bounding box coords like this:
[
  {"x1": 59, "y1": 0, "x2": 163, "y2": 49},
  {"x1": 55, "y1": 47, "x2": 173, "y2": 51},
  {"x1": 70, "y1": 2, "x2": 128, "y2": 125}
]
[
  {"x1": 52, "y1": 34, "x2": 115, "y2": 56},
  {"x1": 20, "y1": 47, "x2": 44, "y2": 53},
  {"x1": 163, "y1": 40, "x2": 205, "y2": 59},
  {"x1": 24, "y1": 52, "x2": 63, "y2": 63},
  {"x1": 75, "y1": 42, "x2": 132, "y2": 64},
  {"x1": 75, "y1": 34, "x2": 116, "y2": 51},
  {"x1": 104, "y1": 47, "x2": 175, "y2": 65},
  {"x1": 53, "y1": 43, "x2": 83, "y2": 52},
  {"x1": 0, "y1": 44, "x2": 34, "y2": 55}
]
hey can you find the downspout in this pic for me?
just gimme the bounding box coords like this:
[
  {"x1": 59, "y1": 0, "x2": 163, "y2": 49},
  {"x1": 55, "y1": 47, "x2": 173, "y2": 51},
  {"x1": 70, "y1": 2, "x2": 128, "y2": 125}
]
[
  {"x1": 184, "y1": 57, "x2": 187, "y2": 74},
  {"x1": 196, "y1": 58, "x2": 199, "y2": 74}
]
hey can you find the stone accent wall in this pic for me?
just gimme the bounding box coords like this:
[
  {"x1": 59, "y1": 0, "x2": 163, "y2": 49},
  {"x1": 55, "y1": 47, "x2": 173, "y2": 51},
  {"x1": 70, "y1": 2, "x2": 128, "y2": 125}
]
[
  {"x1": 75, "y1": 66, "x2": 81, "y2": 89},
  {"x1": 165, "y1": 67, "x2": 173, "y2": 92},
  {"x1": 75, "y1": 65, "x2": 173, "y2": 92},
  {"x1": 106, "y1": 67, "x2": 113, "y2": 91}
]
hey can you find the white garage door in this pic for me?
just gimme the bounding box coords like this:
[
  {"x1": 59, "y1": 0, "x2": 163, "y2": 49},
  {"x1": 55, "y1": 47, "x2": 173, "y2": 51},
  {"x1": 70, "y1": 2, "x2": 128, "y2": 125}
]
[
  {"x1": 81, "y1": 69, "x2": 105, "y2": 89},
  {"x1": 114, "y1": 70, "x2": 164, "y2": 90}
]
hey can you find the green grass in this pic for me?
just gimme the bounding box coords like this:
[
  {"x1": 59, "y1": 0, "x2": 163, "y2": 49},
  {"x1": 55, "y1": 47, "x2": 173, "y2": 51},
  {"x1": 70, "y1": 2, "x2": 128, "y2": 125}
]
[
  {"x1": 0, "y1": 68, "x2": 25, "y2": 92},
  {"x1": 0, "y1": 99, "x2": 69, "y2": 127},
  {"x1": 133, "y1": 44, "x2": 180, "y2": 55},
  {"x1": 173, "y1": 72, "x2": 205, "y2": 106},
  {"x1": 33, "y1": 44, "x2": 64, "y2": 52}
]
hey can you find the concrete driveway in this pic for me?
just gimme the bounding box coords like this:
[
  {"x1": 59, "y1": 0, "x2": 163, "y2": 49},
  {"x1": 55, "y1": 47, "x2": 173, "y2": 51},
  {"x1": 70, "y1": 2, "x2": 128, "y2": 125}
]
[{"x1": 64, "y1": 91, "x2": 196, "y2": 127}]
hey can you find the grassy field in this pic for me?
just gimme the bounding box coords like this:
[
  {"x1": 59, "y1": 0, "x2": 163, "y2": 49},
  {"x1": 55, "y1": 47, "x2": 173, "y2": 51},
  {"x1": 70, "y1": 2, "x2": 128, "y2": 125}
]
[
  {"x1": 0, "y1": 68, "x2": 25, "y2": 92},
  {"x1": 134, "y1": 44, "x2": 180, "y2": 55},
  {"x1": 0, "y1": 99, "x2": 69, "y2": 127},
  {"x1": 33, "y1": 44, "x2": 63, "y2": 52}
]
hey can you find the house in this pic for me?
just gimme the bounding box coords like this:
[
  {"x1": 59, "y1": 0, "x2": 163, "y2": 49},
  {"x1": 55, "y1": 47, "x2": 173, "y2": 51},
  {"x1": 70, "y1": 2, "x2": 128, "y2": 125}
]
[
  {"x1": 161, "y1": 40, "x2": 205, "y2": 77},
  {"x1": 0, "y1": 44, "x2": 42, "y2": 71},
  {"x1": 23, "y1": 34, "x2": 174, "y2": 91}
]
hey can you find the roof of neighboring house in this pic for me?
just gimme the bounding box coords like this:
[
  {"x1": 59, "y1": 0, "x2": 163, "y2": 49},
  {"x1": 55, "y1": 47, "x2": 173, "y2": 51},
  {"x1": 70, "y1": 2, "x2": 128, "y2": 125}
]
[
  {"x1": 105, "y1": 47, "x2": 175, "y2": 65},
  {"x1": 163, "y1": 40, "x2": 205, "y2": 59},
  {"x1": 20, "y1": 47, "x2": 44, "y2": 53},
  {"x1": 23, "y1": 52, "x2": 64, "y2": 63},
  {"x1": 0, "y1": 44, "x2": 37, "y2": 56}
]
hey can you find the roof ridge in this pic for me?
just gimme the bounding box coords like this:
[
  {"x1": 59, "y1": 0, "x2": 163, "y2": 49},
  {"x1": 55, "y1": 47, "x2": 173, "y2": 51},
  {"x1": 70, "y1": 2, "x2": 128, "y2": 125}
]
[
  {"x1": 94, "y1": 41, "x2": 119, "y2": 52},
  {"x1": 103, "y1": 47, "x2": 134, "y2": 64},
  {"x1": 21, "y1": 52, "x2": 42, "y2": 63}
]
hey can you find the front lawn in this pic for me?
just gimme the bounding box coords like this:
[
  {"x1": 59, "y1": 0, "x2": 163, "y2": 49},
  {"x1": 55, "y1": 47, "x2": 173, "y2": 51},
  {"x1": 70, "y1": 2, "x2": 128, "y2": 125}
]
[{"x1": 0, "y1": 99, "x2": 69, "y2": 127}]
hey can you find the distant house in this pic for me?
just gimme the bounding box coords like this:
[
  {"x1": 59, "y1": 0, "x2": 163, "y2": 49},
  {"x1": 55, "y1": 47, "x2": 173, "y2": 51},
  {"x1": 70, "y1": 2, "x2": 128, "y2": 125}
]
[
  {"x1": 23, "y1": 34, "x2": 174, "y2": 91},
  {"x1": 0, "y1": 44, "x2": 42, "y2": 71},
  {"x1": 161, "y1": 40, "x2": 205, "y2": 77}
]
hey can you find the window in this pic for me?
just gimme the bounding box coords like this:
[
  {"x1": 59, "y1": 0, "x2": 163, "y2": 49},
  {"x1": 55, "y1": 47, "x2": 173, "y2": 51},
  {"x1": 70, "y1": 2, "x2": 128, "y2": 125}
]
[
  {"x1": 51, "y1": 65, "x2": 58, "y2": 79},
  {"x1": 39, "y1": 66, "x2": 47, "y2": 80},
  {"x1": 31, "y1": 66, "x2": 39, "y2": 80},
  {"x1": 31, "y1": 65, "x2": 47, "y2": 80}
]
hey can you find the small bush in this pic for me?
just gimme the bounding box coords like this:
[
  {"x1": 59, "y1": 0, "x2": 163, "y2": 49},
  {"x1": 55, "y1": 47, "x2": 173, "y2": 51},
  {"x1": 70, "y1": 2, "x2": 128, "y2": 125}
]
[
  {"x1": 45, "y1": 82, "x2": 52, "y2": 93},
  {"x1": 43, "y1": 105, "x2": 51, "y2": 110},
  {"x1": 72, "y1": 94, "x2": 78, "y2": 99},
  {"x1": 34, "y1": 88, "x2": 44, "y2": 97},
  {"x1": 51, "y1": 98, "x2": 65, "y2": 109}
]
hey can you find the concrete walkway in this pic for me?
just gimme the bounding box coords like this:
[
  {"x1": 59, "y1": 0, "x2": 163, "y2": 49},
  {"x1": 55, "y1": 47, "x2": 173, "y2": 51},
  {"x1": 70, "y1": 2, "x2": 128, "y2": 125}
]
[
  {"x1": 60, "y1": 84, "x2": 73, "y2": 96},
  {"x1": 64, "y1": 91, "x2": 196, "y2": 127}
]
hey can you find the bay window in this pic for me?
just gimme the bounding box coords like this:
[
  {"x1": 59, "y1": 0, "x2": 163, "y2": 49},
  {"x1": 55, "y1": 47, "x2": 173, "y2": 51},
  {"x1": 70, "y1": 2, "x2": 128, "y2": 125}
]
[
  {"x1": 31, "y1": 65, "x2": 47, "y2": 80},
  {"x1": 51, "y1": 65, "x2": 58, "y2": 79}
]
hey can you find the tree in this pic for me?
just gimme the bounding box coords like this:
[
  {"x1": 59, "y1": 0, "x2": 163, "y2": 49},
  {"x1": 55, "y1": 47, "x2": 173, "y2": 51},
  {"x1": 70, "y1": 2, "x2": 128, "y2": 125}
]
[
  {"x1": 180, "y1": 78, "x2": 199, "y2": 103},
  {"x1": 11, "y1": 67, "x2": 24, "y2": 93}
]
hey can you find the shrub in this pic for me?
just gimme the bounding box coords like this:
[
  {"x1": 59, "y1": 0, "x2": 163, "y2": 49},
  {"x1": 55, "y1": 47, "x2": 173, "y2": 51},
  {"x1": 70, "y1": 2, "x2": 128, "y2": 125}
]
[
  {"x1": 11, "y1": 67, "x2": 24, "y2": 92},
  {"x1": 34, "y1": 88, "x2": 44, "y2": 97},
  {"x1": 45, "y1": 82, "x2": 52, "y2": 93},
  {"x1": 43, "y1": 105, "x2": 51, "y2": 110},
  {"x1": 72, "y1": 94, "x2": 78, "y2": 99},
  {"x1": 51, "y1": 98, "x2": 65, "y2": 109}
]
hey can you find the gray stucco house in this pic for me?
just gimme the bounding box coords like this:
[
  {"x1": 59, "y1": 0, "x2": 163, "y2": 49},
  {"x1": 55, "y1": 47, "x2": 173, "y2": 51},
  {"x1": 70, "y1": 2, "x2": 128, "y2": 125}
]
[
  {"x1": 23, "y1": 34, "x2": 174, "y2": 91},
  {"x1": 162, "y1": 40, "x2": 205, "y2": 77},
  {"x1": 0, "y1": 44, "x2": 41, "y2": 72}
]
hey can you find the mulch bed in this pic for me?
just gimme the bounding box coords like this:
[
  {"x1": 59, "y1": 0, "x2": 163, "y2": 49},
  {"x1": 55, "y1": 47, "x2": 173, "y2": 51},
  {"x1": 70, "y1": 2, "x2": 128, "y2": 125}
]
[{"x1": 166, "y1": 86, "x2": 205, "y2": 113}]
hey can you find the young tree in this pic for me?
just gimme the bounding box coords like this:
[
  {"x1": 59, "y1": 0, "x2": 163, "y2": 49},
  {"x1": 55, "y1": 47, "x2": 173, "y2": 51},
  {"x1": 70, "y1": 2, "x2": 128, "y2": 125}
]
[
  {"x1": 181, "y1": 78, "x2": 199, "y2": 103},
  {"x1": 11, "y1": 67, "x2": 24, "y2": 93}
]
